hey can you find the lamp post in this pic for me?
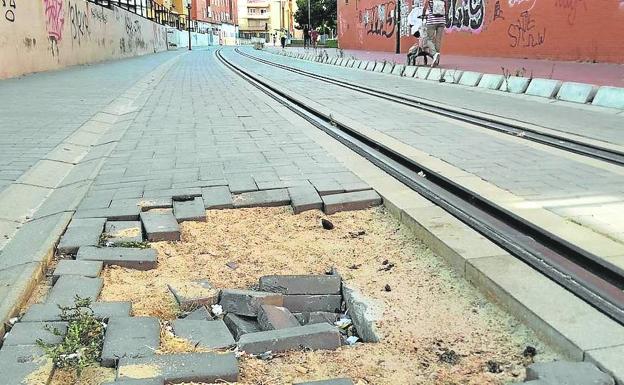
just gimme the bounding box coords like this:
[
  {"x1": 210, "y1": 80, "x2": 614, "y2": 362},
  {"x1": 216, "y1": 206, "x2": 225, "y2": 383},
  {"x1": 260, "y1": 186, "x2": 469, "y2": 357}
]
[
  {"x1": 187, "y1": 2, "x2": 192, "y2": 50},
  {"x1": 395, "y1": 0, "x2": 400, "y2": 54},
  {"x1": 307, "y1": 0, "x2": 311, "y2": 29}
]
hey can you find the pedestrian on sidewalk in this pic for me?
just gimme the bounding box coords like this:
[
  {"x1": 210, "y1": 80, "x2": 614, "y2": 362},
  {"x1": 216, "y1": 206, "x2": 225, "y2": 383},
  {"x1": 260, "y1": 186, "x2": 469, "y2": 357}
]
[
  {"x1": 280, "y1": 31, "x2": 287, "y2": 49},
  {"x1": 422, "y1": 0, "x2": 447, "y2": 67},
  {"x1": 310, "y1": 28, "x2": 319, "y2": 49},
  {"x1": 303, "y1": 25, "x2": 310, "y2": 49},
  {"x1": 407, "y1": 2, "x2": 433, "y2": 65}
]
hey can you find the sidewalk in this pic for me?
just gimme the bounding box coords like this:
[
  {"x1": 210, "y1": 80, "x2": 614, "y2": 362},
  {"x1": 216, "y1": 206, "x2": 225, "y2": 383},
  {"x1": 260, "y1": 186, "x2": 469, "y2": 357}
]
[{"x1": 283, "y1": 47, "x2": 624, "y2": 88}]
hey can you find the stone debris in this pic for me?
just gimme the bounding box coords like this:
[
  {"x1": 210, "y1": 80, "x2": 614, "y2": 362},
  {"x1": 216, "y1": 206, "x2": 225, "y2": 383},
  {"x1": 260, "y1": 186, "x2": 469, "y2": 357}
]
[
  {"x1": 321, "y1": 218, "x2": 334, "y2": 230},
  {"x1": 295, "y1": 311, "x2": 340, "y2": 325},
  {"x1": 283, "y1": 294, "x2": 342, "y2": 313},
  {"x1": 223, "y1": 313, "x2": 262, "y2": 340},
  {"x1": 237, "y1": 323, "x2": 342, "y2": 354},
  {"x1": 168, "y1": 279, "x2": 220, "y2": 311},
  {"x1": 173, "y1": 197, "x2": 206, "y2": 222},
  {"x1": 140, "y1": 209, "x2": 180, "y2": 242},
  {"x1": 3, "y1": 321, "x2": 67, "y2": 346},
  {"x1": 52, "y1": 259, "x2": 103, "y2": 282},
  {"x1": 259, "y1": 274, "x2": 341, "y2": 295},
  {"x1": 117, "y1": 352, "x2": 239, "y2": 383},
  {"x1": 101, "y1": 317, "x2": 160, "y2": 367},
  {"x1": 77, "y1": 246, "x2": 158, "y2": 270},
  {"x1": 525, "y1": 361, "x2": 615, "y2": 385},
  {"x1": 104, "y1": 221, "x2": 144, "y2": 244},
  {"x1": 257, "y1": 304, "x2": 300, "y2": 330},
  {"x1": 172, "y1": 319, "x2": 236, "y2": 349},
  {"x1": 21, "y1": 301, "x2": 131, "y2": 322},
  {"x1": 184, "y1": 305, "x2": 213, "y2": 320},
  {"x1": 219, "y1": 289, "x2": 284, "y2": 316}
]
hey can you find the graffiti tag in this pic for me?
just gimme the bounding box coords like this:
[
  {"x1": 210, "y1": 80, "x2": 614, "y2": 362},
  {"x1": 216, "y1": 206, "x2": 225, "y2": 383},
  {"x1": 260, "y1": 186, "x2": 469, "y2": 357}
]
[
  {"x1": 69, "y1": 1, "x2": 89, "y2": 44},
  {"x1": 508, "y1": 0, "x2": 537, "y2": 9},
  {"x1": 507, "y1": 10, "x2": 546, "y2": 48},
  {"x1": 446, "y1": 0, "x2": 485, "y2": 32},
  {"x1": 360, "y1": 1, "x2": 396, "y2": 38},
  {"x1": 2, "y1": 0, "x2": 16, "y2": 22},
  {"x1": 554, "y1": 0, "x2": 587, "y2": 25},
  {"x1": 494, "y1": 0, "x2": 505, "y2": 20},
  {"x1": 43, "y1": 0, "x2": 64, "y2": 40}
]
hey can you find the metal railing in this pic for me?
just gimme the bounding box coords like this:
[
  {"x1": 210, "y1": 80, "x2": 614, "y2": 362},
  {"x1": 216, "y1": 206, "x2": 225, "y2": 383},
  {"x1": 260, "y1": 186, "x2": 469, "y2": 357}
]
[{"x1": 87, "y1": 0, "x2": 185, "y2": 30}]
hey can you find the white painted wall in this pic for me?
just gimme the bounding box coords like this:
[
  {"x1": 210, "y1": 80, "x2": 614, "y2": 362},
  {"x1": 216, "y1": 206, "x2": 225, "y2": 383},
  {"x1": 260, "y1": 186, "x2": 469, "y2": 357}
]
[{"x1": 0, "y1": 0, "x2": 168, "y2": 79}]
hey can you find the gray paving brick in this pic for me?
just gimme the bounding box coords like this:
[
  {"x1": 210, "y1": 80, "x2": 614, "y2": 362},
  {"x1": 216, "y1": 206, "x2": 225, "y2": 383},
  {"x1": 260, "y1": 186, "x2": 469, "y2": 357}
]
[
  {"x1": 227, "y1": 174, "x2": 258, "y2": 193},
  {"x1": 104, "y1": 221, "x2": 143, "y2": 244},
  {"x1": 140, "y1": 209, "x2": 180, "y2": 242},
  {"x1": 202, "y1": 185, "x2": 234, "y2": 209},
  {"x1": 52, "y1": 260, "x2": 103, "y2": 282},
  {"x1": 168, "y1": 280, "x2": 219, "y2": 311},
  {"x1": 117, "y1": 352, "x2": 239, "y2": 383},
  {"x1": 310, "y1": 179, "x2": 344, "y2": 196},
  {"x1": 294, "y1": 311, "x2": 339, "y2": 325},
  {"x1": 3, "y1": 321, "x2": 67, "y2": 346},
  {"x1": 219, "y1": 289, "x2": 284, "y2": 317},
  {"x1": 0, "y1": 345, "x2": 53, "y2": 385},
  {"x1": 173, "y1": 197, "x2": 206, "y2": 222},
  {"x1": 259, "y1": 275, "x2": 341, "y2": 295},
  {"x1": 294, "y1": 379, "x2": 354, "y2": 385},
  {"x1": 57, "y1": 223, "x2": 104, "y2": 255},
  {"x1": 21, "y1": 301, "x2": 132, "y2": 322},
  {"x1": 74, "y1": 205, "x2": 141, "y2": 221},
  {"x1": 172, "y1": 319, "x2": 235, "y2": 349},
  {"x1": 184, "y1": 306, "x2": 213, "y2": 320},
  {"x1": 45, "y1": 276, "x2": 103, "y2": 307},
  {"x1": 526, "y1": 361, "x2": 614, "y2": 385},
  {"x1": 233, "y1": 189, "x2": 290, "y2": 208},
  {"x1": 77, "y1": 246, "x2": 157, "y2": 270},
  {"x1": 237, "y1": 323, "x2": 342, "y2": 354},
  {"x1": 101, "y1": 317, "x2": 160, "y2": 367},
  {"x1": 223, "y1": 313, "x2": 262, "y2": 340},
  {"x1": 258, "y1": 304, "x2": 300, "y2": 330},
  {"x1": 322, "y1": 190, "x2": 382, "y2": 215},
  {"x1": 283, "y1": 295, "x2": 342, "y2": 313},
  {"x1": 288, "y1": 184, "x2": 323, "y2": 214}
]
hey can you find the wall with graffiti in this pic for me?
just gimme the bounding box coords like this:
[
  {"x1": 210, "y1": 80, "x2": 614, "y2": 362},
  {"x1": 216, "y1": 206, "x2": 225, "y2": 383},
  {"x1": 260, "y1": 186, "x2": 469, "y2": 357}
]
[
  {"x1": 337, "y1": 0, "x2": 624, "y2": 63},
  {"x1": 0, "y1": 1, "x2": 168, "y2": 79}
]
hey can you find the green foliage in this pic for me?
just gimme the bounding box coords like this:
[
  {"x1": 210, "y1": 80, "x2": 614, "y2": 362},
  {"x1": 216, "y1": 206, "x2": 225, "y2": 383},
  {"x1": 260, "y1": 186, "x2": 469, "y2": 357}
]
[
  {"x1": 36, "y1": 297, "x2": 105, "y2": 376},
  {"x1": 326, "y1": 39, "x2": 338, "y2": 48},
  {"x1": 294, "y1": 0, "x2": 337, "y2": 30},
  {"x1": 99, "y1": 233, "x2": 150, "y2": 249}
]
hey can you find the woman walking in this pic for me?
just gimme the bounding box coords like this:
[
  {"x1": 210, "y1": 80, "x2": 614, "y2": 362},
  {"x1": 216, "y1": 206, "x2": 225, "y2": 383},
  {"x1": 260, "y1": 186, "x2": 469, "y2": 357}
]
[{"x1": 422, "y1": 0, "x2": 447, "y2": 67}]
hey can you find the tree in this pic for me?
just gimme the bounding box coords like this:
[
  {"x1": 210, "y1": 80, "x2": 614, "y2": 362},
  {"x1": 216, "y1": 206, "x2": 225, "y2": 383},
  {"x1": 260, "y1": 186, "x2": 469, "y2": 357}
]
[{"x1": 294, "y1": 0, "x2": 337, "y2": 34}]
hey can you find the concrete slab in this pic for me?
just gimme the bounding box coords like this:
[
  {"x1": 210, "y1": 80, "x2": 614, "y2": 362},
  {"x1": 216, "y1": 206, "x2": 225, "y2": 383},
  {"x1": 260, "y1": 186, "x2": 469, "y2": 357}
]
[
  {"x1": 282, "y1": 295, "x2": 342, "y2": 313},
  {"x1": 382, "y1": 62, "x2": 394, "y2": 74},
  {"x1": 104, "y1": 221, "x2": 143, "y2": 244},
  {"x1": 342, "y1": 284, "x2": 383, "y2": 343},
  {"x1": 172, "y1": 319, "x2": 235, "y2": 349},
  {"x1": 557, "y1": 81, "x2": 597, "y2": 103},
  {"x1": 140, "y1": 209, "x2": 180, "y2": 242},
  {"x1": 415, "y1": 67, "x2": 431, "y2": 79},
  {"x1": 373, "y1": 62, "x2": 385, "y2": 72},
  {"x1": 477, "y1": 74, "x2": 505, "y2": 90},
  {"x1": 592, "y1": 86, "x2": 624, "y2": 109},
  {"x1": 365, "y1": 61, "x2": 376, "y2": 71},
  {"x1": 223, "y1": 313, "x2": 262, "y2": 340},
  {"x1": 117, "y1": 352, "x2": 239, "y2": 383},
  {"x1": 101, "y1": 316, "x2": 160, "y2": 367},
  {"x1": 21, "y1": 301, "x2": 132, "y2": 322},
  {"x1": 219, "y1": 289, "x2": 283, "y2": 316},
  {"x1": 426, "y1": 68, "x2": 445, "y2": 81},
  {"x1": 0, "y1": 345, "x2": 53, "y2": 385},
  {"x1": 288, "y1": 184, "x2": 323, "y2": 214},
  {"x1": 52, "y1": 259, "x2": 103, "y2": 282},
  {"x1": 258, "y1": 304, "x2": 300, "y2": 330},
  {"x1": 526, "y1": 361, "x2": 614, "y2": 385},
  {"x1": 16, "y1": 160, "x2": 73, "y2": 189},
  {"x1": 173, "y1": 197, "x2": 206, "y2": 222},
  {"x1": 3, "y1": 321, "x2": 67, "y2": 346},
  {"x1": 57, "y1": 223, "x2": 104, "y2": 255},
  {"x1": 76, "y1": 245, "x2": 157, "y2": 270},
  {"x1": 202, "y1": 185, "x2": 233, "y2": 209},
  {"x1": 237, "y1": 323, "x2": 342, "y2": 354},
  {"x1": 322, "y1": 190, "x2": 382, "y2": 214},
  {"x1": 586, "y1": 345, "x2": 624, "y2": 385},
  {"x1": 458, "y1": 71, "x2": 483, "y2": 86},
  {"x1": 500, "y1": 76, "x2": 531, "y2": 94},
  {"x1": 442, "y1": 69, "x2": 463, "y2": 84},
  {"x1": 403, "y1": 65, "x2": 418, "y2": 77},
  {"x1": 525, "y1": 78, "x2": 562, "y2": 98},
  {"x1": 259, "y1": 274, "x2": 341, "y2": 295},
  {"x1": 391, "y1": 64, "x2": 405, "y2": 76},
  {"x1": 45, "y1": 276, "x2": 103, "y2": 307},
  {"x1": 233, "y1": 188, "x2": 290, "y2": 208},
  {"x1": 0, "y1": 183, "x2": 51, "y2": 222}
]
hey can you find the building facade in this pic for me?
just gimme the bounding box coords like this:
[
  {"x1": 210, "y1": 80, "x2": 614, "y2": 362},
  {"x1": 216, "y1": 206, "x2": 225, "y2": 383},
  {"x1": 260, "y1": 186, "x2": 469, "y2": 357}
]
[{"x1": 238, "y1": 0, "x2": 297, "y2": 42}]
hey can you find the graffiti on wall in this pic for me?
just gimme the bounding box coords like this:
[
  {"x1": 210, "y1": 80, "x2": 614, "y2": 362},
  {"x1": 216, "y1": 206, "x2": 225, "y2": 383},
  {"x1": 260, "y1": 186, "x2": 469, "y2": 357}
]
[
  {"x1": 69, "y1": 1, "x2": 90, "y2": 45},
  {"x1": 446, "y1": 0, "x2": 486, "y2": 32},
  {"x1": 507, "y1": 9, "x2": 546, "y2": 48},
  {"x1": 360, "y1": 1, "x2": 397, "y2": 38},
  {"x1": 2, "y1": 0, "x2": 16, "y2": 22},
  {"x1": 43, "y1": 0, "x2": 64, "y2": 40},
  {"x1": 554, "y1": 0, "x2": 587, "y2": 25}
]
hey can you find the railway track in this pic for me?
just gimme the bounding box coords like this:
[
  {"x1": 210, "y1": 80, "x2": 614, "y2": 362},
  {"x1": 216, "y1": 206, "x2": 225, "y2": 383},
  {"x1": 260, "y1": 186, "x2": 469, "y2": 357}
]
[
  {"x1": 216, "y1": 48, "x2": 624, "y2": 326},
  {"x1": 234, "y1": 47, "x2": 624, "y2": 167}
]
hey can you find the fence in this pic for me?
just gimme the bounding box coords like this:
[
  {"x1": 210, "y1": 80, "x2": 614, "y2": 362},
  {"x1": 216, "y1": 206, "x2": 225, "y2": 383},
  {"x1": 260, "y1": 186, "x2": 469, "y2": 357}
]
[{"x1": 87, "y1": 0, "x2": 185, "y2": 30}]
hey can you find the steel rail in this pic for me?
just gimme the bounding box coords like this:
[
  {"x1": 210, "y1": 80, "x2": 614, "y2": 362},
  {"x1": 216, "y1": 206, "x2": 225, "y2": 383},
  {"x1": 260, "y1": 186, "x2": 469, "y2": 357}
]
[
  {"x1": 217, "y1": 48, "x2": 624, "y2": 326},
  {"x1": 234, "y1": 47, "x2": 624, "y2": 167}
]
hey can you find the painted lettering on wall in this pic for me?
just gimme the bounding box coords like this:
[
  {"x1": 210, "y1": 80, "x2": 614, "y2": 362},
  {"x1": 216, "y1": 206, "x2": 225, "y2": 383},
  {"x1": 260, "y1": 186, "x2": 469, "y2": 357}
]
[
  {"x1": 554, "y1": 0, "x2": 586, "y2": 25},
  {"x1": 43, "y1": 0, "x2": 64, "y2": 40},
  {"x1": 69, "y1": 1, "x2": 90, "y2": 45},
  {"x1": 2, "y1": 0, "x2": 16, "y2": 22},
  {"x1": 446, "y1": 0, "x2": 486, "y2": 32},
  {"x1": 360, "y1": 1, "x2": 396, "y2": 38},
  {"x1": 508, "y1": 0, "x2": 537, "y2": 9},
  {"x1": 507, "y1": 10, "x2": 546, "y2": 48}
]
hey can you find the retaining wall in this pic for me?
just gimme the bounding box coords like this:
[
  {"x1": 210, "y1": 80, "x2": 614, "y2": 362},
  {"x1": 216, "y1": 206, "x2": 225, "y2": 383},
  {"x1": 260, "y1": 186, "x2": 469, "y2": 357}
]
[
  {"x1": 0, "y1": 0, "x2": 168, "y2": 79},
  {"x1": 337, "y1": 0, "x2": 624, "y2": 63}
]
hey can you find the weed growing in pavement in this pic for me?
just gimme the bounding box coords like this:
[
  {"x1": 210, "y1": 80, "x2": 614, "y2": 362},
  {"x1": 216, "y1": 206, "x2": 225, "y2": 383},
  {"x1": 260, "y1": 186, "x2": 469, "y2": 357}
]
[
  {"x1": 98, "y1": 233, "x2": 150, "y2": 249},
  {"x1": 36, "y1": 296, "x2": 105, "y2": 376}
]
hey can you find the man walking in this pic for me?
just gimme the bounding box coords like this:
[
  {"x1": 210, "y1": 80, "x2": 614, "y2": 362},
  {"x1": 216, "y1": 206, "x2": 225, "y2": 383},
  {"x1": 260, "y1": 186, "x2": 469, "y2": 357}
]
[
  {"x1": 422, "y1": 0, "x2": 447, "y2": 67},
  {"x1": 303, "y1": 25, "x2": 310, "y2": 49}
]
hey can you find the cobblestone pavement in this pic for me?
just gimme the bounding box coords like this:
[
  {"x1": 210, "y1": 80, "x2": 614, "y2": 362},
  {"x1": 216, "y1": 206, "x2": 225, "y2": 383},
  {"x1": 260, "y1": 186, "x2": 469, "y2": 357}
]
[
  {"x1": 0, "y1": 51, "x2": 180, "y2": 193},
  {"x1": 225, "y1": 48, "x2": 624, "y2": 243}
]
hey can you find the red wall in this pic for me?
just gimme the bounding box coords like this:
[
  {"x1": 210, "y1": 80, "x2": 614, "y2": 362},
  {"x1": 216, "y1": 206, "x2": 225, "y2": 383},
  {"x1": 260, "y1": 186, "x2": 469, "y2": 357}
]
[{"x1": 338, "y1": 0, "x2": 624, "y2": 63}]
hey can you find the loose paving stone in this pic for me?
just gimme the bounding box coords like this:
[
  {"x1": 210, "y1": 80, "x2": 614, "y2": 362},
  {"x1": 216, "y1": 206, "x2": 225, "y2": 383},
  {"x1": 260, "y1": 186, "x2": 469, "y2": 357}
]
[
  {"x1": 101, "y1": 317, "x2": 160, "y2": 367},
  {"x1": 258, "y1": 305, "x2": 300, "y2": 330},
  {"x1": 3, "y1": 321, "x2": 67, "y2": 346},
  {"x1": 104, "y1": 221, "x2": 143, "y2": 244},
  {"x1": 45, "y1": 276, "x2": 103, "y2": 307},
  {"x1": 168, "y1": 279, "x2": 219, "y2": 311},
  {"x1": 237, "y1": 323, "x2": 342, "y2": 354},
  {"x1": 223, "y1": 313, "x2": 262, "y2": 340},
  {"x1": 342, "y1": 284, "x2": 383, "y2": 343},
  {"x1": 172, "y1": 319, "x2": 236, "y2": 349},
  {"x1": 202, "y1": 185, "x2": 234, "y2": 209},
  {"x1": 52, "y1": 259, "x2": 103, "y2": 282},
  {"x1": 282, "y1": 295, "x2": 342, "y2": 313},
  {"x1": 140, "y1": 209, "x2": 180, "y2": 242},
  {"x1": 117, "y1": 352, "x2": 239, "y2": 383},
  {"x1": 173, "y1": 197, "x2": 206, "y2": 222},
  {"x1": 288, "y1": 184, "x2": 323, "y2": 214},
  {"x1": 103, "y1": 379, "x2": 164, "y2": 385},
  {"x1": 294, "y1": 378, "x2": 354, "y2": 385},
  {"x1": 233, "y1": 188, "x2": 290, "y2": 208},
  {"x1": 74, "y1": 205, "x2": 141, "y2": 221},
  {"x1": 220, "y1": 289, "x2": 284, "y2": 316},
  {"x1": 526, "y1": 361, "x2": 614, "y2": 385},
  {"x1": 184, "y1": 305, "x2": 213, "y2": 320},
  {"x1": 228, "y1": 174, "x2": 258, "y2": 194},
  {"x1": 259, "y1": 275, "x2": 341, "y2": 295},
  {"x1": 21, "y1": 301, "x2": 132, "y2": 322},
  {"x1": 0, "y1": 345, "x2": 53, "y2": 385},
  {"x1": 295, "y1": 311, "x2": 340, "y2": 325},
  {"x1": 57, "y1": 223, "x2": 104, "y2": 255},
  {"x1": 322, "y1": 190, "x2": 382, "y2": 215},
  {"x1": 309, "y1": 178, "x2": 344, "y2": 196},
  {"x1": 77, "y1": 246, "x2": 158, "y2": 270}
]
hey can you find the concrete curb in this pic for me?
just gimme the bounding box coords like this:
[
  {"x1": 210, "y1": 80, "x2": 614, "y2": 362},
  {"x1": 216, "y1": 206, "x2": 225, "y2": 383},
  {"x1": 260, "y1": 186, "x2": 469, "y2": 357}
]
[{"x1": 270, "y1": 48, "x2": 624, "y2": 111}]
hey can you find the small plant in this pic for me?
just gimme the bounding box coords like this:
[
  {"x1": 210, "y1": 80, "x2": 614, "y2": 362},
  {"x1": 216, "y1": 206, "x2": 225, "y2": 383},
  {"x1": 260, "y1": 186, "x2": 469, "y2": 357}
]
[
  {"x1": 99, "y1": 233, "x2": 150, "y2": 249},
  {"x1": 37, "y1": 296, "x2": 105, "y2": 376}
]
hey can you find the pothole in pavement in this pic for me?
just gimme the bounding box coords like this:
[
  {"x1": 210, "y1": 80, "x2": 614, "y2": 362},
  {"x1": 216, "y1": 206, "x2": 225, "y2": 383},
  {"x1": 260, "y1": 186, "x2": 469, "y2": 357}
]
[{"x1": 7, "y1": 205, "x2": 559, "y2": 385}]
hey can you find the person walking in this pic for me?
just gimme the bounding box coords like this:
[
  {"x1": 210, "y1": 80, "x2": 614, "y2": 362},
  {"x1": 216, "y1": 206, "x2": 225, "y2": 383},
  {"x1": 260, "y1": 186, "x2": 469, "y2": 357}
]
[
  {"x1": 422, "y1": 0, "x2": 447, "y2": 67},
  {"x1": 280, "y1": 31, "x2": 287, "y2": 49},
  {"x1": 310, "y1": 28, "x2": 319, "y2": 49},
  {"x1": 303, "y1": 25, "x2": 310, "y2": 49}
]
